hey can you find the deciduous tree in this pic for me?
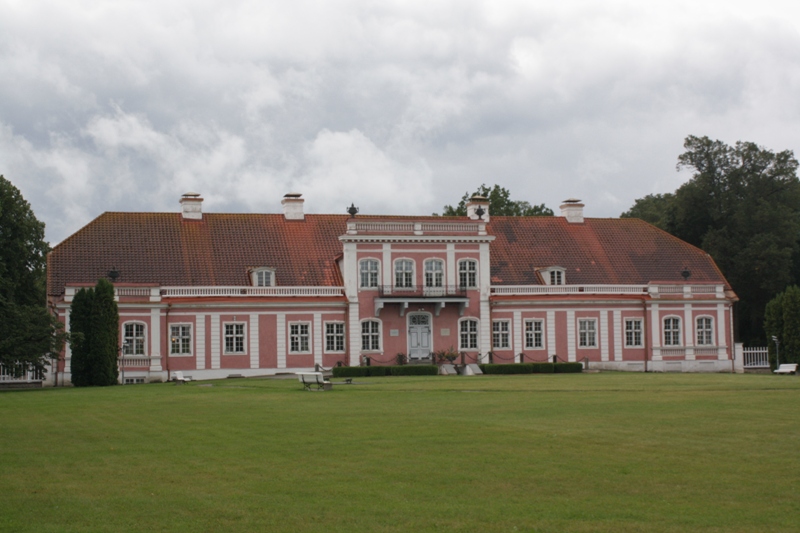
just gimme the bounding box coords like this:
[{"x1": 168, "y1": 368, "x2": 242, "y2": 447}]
[{"x1": 437, "y1": 184, "x2": 553, "y2": 217}]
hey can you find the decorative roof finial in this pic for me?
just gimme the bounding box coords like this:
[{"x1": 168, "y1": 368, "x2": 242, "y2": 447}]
[{"x1": 347, "y1": 203, "x2": 359, "y2": 218}]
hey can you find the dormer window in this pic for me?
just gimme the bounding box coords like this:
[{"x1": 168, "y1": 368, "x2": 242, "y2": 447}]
[
  {"x1": 540, "y1": 267, "x2": 566, "y2": 286},
  {"x1": 251, "y1": 268, "x2": 275, "y2": 287}
]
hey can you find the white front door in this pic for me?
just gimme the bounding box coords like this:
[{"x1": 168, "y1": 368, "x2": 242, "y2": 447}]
[{"x1": 408, "y1": 314, "x2": 431, "y2": 360}]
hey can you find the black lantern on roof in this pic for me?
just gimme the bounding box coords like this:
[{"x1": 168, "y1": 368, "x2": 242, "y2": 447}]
[
  {"x1": 108, "y1": 268, "x2": 120, "y2": 282},
  {"x1": 347, "y1": 203, "x2": 359, "y2": 217},
  {"x1": 681, "y1": 268, "x2": 691, "y2": 280},
  {"x1": 475, "y1": 205, "x2": 485, "y2": 220}
]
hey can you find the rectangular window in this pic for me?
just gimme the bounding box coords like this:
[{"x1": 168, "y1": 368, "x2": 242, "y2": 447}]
[
  {"x1": 289, "y1": 323, "x2": 310, "y2": 353},
  {"x1": 460, "y1": 319, "x2": 478, "y2": 350},
  {"x1": 550, "y1": 270, "x2": 563, "y2": 285},
  {"x1": 360, "y1": 260, "x2": 379, "y2": 288},
  {"x1": 625, "y1": 319, "x2": 642, "y2": 347},
  {"x1": 525, "y1": 320, "x2": 543, "y2": 349},
  {"x1": 395, "y1": 260, "x2": 414, "y2": 288},
  {"x1": 170, "y1": 325, "x2": 192, "y2": 355},
  {"x1": 425, "y1": 260, "x2": 444, "y2": 287},
  {"x1": 459, "y1": 260, "x2": 477, "y2": 288},
  {"x1": 123, "y1": 323, "x2": 146, "y2": 355},
  {"x1": 578, "y1": 319, "x2": 597, "y2": 348},
  {"x1": 325, "y1": 322, "x2": 345, "y2": 352},
  {"x1": 696, "y1": 317, "x2": 713, "y2": 346},
  {"x1": 361, "y1": 321, "x2": 380, "y2": 351},
  {"x1": 224, "y1": 323, "x2": 245, "y2": 354},
  {"x1": 492, "y1": 320, "x2": 510, "y2": 349},
  {"x1": 663, "y1": 318, "x2": 681, "y2": 346},
  {"x1": 254, "y1": 270, "x2": 272, "y2": 287}
]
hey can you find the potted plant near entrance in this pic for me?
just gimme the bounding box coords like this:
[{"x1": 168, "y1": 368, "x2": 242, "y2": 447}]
[{"x1": 435, "y1": 346, "x2": 459, "y2": 364}]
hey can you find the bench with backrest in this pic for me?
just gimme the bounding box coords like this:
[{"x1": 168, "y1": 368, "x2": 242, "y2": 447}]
[
  {"x1": 774, "y1": 363, "x2": 798, "y2": 375},
  {"x1": 172, "y1": 371, "x2": 193, "y2": 383},
  {"x1": 296, "y1": 372, "x2": 333, "y2": 391}
]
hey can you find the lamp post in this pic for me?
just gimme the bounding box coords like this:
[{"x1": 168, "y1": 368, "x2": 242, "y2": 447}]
[{"x1": 772, "y1": 336, "x2": 780, "y2": 370}]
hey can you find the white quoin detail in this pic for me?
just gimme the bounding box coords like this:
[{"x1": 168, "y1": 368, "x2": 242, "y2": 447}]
[
  {"x1": 282, "y1": 193, "x2": 305, "y2": 220},
  {"x1": 180, "y1": 192, "x2": 203, "y2": 220},
  {"x1": 466, "y1": 195, "x2": 490, "y2": 223},
  {"x1": 560, "y1": 198, "x2": 584, "y2": 223}
]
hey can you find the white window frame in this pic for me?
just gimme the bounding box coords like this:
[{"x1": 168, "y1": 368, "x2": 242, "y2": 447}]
[
  {"x1": 525, "y1": 319, "x2": 544, "y2": 349},
  {"x1": 458, "y1": 259, "x2": 478, "y2": 289},
  {"x1": 170, "y1": 324, "x2": 192, "y2": 356},
  {"x1": 122, "y1": 322, "x2": 147, "y2": 355},
  {"x1": 578, "y1": 318, "x2": 597, "y2": 348},
  {"x1": 394, "y1": 259, "x2": 415, "y2": 289},
  {"x1": 624, "y1": 319, "x2": 643, "y2": 347},
  {"x1": 663, "y1": 316, "x2": 681, "y2": 346},
  {"x1": 459, "y1": 318, "x2": 479, "y2": 351},
  {"x1": 289, "y1": 322, "x2": 312, "y2": 354},
  {"x1": 359, "y1": 258, "x2": 380, "y2": 289},
  {"x1": 361, "y1": 319, "x2": 382, "y2": 352},
  {"x1": 223, "y1": 322, "x2": 247, "y2": 354},
  {"x1": 541, "y1": 267, "x2": 566, "y2": 286},
  {"x1": 696, "y1": 316, "x2": 714, "y2": 346},
  {"x1": 424, "y1": 259, "x2": 444, "y2": 288},
  {"x1": 324, "y1": 321, "x2": 346, "y2": 353},
  {"x1": 251, "y1": 268, "x2": 275, "y2": 287},
  {"x1": 492, "y1": 320, "x2": 511, "y2": 349}
]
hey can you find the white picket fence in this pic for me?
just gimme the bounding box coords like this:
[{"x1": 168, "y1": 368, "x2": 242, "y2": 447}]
[{"x1": 743, "y1": 347, "x2": 769, "y2": 368}]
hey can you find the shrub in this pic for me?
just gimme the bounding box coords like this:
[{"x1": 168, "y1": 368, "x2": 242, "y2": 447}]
[
  {"x1": 332, "y1": 366, "x2": 370, "y2": 378},
  {"x1": 479, "y1": 363, "x2": 532, "y2": 374},
  {"x1": 367, "y1": 366, "x2": 390, "y2": 377},
  {"x1": 531, "y1": 362, "x2": 555, "y2": 373},
  {"x1": 390, "y1": 365, "x2": 438, "y2": 376},
  {"x1": 554, "y1": 362, "x2": 583, "y2": 373}
]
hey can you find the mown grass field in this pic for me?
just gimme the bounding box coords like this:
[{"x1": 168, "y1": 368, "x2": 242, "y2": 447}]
[{"x1": 1, "y1": 372, "x2": 799, "y2": 532}]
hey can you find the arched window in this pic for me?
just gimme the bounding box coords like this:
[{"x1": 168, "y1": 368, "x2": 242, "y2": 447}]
[
  {"x1": 395, "y1": 259, "x2": 414, "y2": 289},
  {"x1": 458, "y1": 259, "x2": 477, "y2": 289},
  {"x1": 359, "y1": 259, "x2": 379, "y2": 288},
  {"x1": 122, "y1": 322, "x2": 146, "y2": 355},
  {"x1": 424, "y1": 259, "x2": 444, "y2": 288},
  {"x1": 696, "y1": 317, "x2": 714, "y2": 346},
  {"x1": 663, "y1": 317, "x2": 681, "y2": 346},
  {"x1": 459, "y1": 318, "x2": 479, "y2": 350},
  {"x1": 361, "y1": 320, "x2": 381, "y2": 351}
]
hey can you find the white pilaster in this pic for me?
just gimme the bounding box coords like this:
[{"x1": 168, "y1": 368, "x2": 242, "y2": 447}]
[
  {"x1": 513, "y1": 311, "x2": 522, "y2": 356},
  {"x1": 348, "y1": 303, "x2": 360, "y2": 366},
  {"x1": 150, "y1": 308, "x2": 162, "y2": 371},
  {"x1": 600, "y1": 311, "x2": 609, "y2": 362},
  {"x1": 650, "y1": 303, "x2": 660, "y2": 360},
  {"x1": 446, "y1": 244, "x2": 455, "y2": 288},
  {"x1": 567, "y1": 310, "x2": 576, "y2": 362},
  {"x1": 717, "y1": 303, "x2": 727, "y2": 359},
  {"x1": 613, "y1": 310, "x2": 622, "y2": 361},
  {"x1": 210, "y1": 314, "x2": 220, "y2": 369},
  {"x1": 382, "y1": 244, "x2": 392, "y2": 292},
  {"x1": 250, "y1": 314, "x2": 259, "y2": 369},
  {"x1": 547, "y1": 311, "x2": 556, "y2": 357},
  {"x1": 195, "y1": 314, "x2": 206, "y2": 370},
  {"x1": 313, "y1": 313, "x2": 323, "y2": 366},
  {"x1": 277, "y1": 313, "x2": 286, "y2": 369},
  {"x1": 684, "y1": 303, "x2": 695, "y2": 360},
  {"x1": 479, "y1": 300, "x2": 491, "y2": 362},
  {"x1": 343, "y1": 242, "x2": 359, "y2": 299}
]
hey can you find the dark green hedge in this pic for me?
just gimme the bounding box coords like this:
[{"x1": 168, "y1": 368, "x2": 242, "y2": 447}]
[
  {"x1": 479, "y1": 362, "x2": 581, "y2": 374},
  {"x1": 554, "y1": 362, "x2": 584, "y2": 373},
  {"x1": 332, "y1": 365, "x2": 438, "y2": 378}
]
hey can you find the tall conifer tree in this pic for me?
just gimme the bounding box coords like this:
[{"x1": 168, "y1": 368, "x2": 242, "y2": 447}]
[
  {"x1": 69, "y1": 287, "x2": 94, "y2": 387},
  {"x1": 89, "y1": 279, "x2": 119, "y2": 386}
]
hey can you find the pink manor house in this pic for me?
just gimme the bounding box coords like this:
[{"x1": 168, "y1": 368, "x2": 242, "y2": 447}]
[{"x1": 46, "y1": 193, "x2": 741, "y2": 385}]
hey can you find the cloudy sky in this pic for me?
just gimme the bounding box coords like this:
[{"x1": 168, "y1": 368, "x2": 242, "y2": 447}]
[{"x1": 2, "y1": 0, "x2": 800, "y2": 244}]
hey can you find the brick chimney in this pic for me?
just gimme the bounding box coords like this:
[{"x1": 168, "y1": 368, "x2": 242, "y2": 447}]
[
  {"x1": 560, "y1": 198, "x2": 584, "y2": 223},
  {"x1": 180, "y1": 192, "x2": 203, "y2": 220},
  {"x1": 466, "y1": 195, "x2": 490, "y2": 223},
  {"x1": 282, "y1": 193, "x2": 305, "y2": 220}
]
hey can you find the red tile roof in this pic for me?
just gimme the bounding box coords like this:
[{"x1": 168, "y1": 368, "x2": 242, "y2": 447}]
[{"x1": 47, "y1": 212, "x2": 730, "y2": 296}]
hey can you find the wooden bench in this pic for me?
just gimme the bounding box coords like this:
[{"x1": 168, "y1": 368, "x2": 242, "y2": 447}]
[
  {"x1": 296, "y1": 372, "x2": 333, "y2": 391},
  {"x1": 774, "y1": 363, "x2": 798, "y2": 375},
  {"x1": 172, "y1": 371, "x2": 193, "y2": 383}
]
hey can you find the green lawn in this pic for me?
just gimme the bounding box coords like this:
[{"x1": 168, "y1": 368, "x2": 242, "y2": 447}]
[{"x1": 1, "y1": 373, "x2": 798, "y2": 532}]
